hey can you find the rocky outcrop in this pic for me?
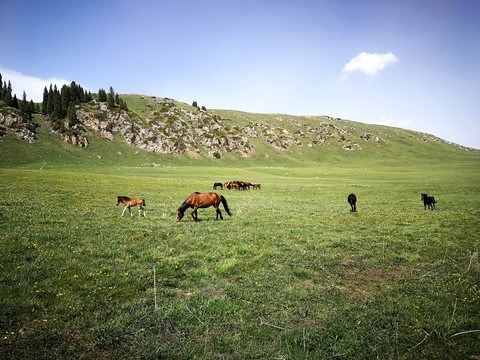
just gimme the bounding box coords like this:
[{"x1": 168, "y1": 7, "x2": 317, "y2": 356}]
[
  {"x1": 61, "y1": 131, "x2": 89, "y2": 148},
  {"x1": 72, "y1": 99, "x2": 390, "y2": 155},
  {"x1": 0, "y1": 108, "x2": 36, "y2": 143},
  {"x1": 75, "y1": 100, "x2": 255, "y2": 158}
]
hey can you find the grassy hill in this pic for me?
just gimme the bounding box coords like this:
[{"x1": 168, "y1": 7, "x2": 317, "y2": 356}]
[
  {"x1": 0, "y1": 97, "x2": 479, "y2": 359},
  {"x1": 0, "y1": 94, "x2": 478, "y2": 170}
]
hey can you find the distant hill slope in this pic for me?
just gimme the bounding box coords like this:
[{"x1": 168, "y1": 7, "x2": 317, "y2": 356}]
[{"x1": 0, "y1": 94, "x2": 478, "y2": 169}]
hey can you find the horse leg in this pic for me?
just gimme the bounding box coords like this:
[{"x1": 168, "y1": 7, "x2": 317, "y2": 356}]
[
  {"x1": 191, "y1": 207, "x2": 199, "y2": 221},
  {"x1": 216, "y1": 206, "x2": 223, "y2": 220},
  {"x1": 121, "y1": 206, "x2": 127, "y2": 217}
]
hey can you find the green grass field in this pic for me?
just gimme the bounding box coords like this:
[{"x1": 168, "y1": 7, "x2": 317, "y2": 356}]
[{"x1": 1, "y1": 118, "x2": 479, "y2": 359}]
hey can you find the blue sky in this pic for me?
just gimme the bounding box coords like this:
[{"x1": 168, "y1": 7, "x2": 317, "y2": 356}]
[{"x1": 1, "y1": 0, "x2": 479, "y2": 148}]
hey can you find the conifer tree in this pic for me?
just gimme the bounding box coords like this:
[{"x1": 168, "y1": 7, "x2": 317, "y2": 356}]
[
  {"x1": 19, "y1": 91, "x2": 27, "y2": 113},
  {"x1": 22, "y1": 92, "x2": 32, "y2": 120},
  {"x1": 29, "y1": 100, "x2": 36, "y2": 115},
  {"x1": 107, "y1": 86, "x2": 115, "y2": 109},
  {"x1": 47, "y1": 84, "x2": 54, "y2": 115},
  {"x1": 4, "y1": 91, "x2": 12, "y2": 106},
  {"x1": 97, "y1": 89, "x2": 107, "y2": 102},
  {"x1": 42, "y1": 87, "x2": 49, "y2": 115},
  {"x1": 67, "y1": 102, "x2": 77, "y2": 127},
  {"x1": 50, "y1": 113, "x2": 60, "y2": 131},
  {"x1": 12, "y1": 94, "x2": 19, "y2": 109},
  {"x1": 4, "y1": 88, "x2": 12, "y2": 106},
  {"x1": 2, "y1": 81, "x2": 7, "y2": 101},
  {"x1": 53, "y1": 86, "x2": 64, "y2": 119},
  {"x1": 3, "y1": 81, "x2": 13, "y2": 106},
  {"x1": 61, "y1": 85, "x2": 71, "y2": 114}
]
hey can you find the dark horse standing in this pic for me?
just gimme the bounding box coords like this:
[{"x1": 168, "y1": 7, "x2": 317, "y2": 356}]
[
  {"x1": 348, "y1": 193, "x2": 357, "y2": 212},
  {"x1": 421, "y1": 194, "x2": 436, "y2": 210},
  {"x1": 176, "y1": 192, "x2": 232, "y2": 222},
  {"x1": 213, "y1": 182, "x2": 223, "y2": 190}
]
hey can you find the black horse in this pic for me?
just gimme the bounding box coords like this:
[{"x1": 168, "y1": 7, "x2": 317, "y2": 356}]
[
  {"x1": 421, "y1": 194, "x2": 436, "y2": 210},
  {"x1": 213, "y1": 182, "x2": 223, "y2": 190},
  {"x1": 348, "y1": 193, "x2": 357, "y2": 212}
]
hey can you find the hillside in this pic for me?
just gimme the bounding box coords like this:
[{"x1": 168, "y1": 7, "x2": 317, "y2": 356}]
[{"x1": 0, "y1": 94, "x2": 478, "y2": 170}]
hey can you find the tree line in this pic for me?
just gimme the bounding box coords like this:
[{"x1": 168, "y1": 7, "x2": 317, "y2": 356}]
[
  {"x1": 0, "y1": 72, "x2": 37, "y2": 120},
  {"x1": 97, "y1": 87, "x2": 128, "y2": 111},
  {"x1": 41, "y1": 81, "x2": 93, "y2": 131},
  {"x1": 1, "y1": 72, "x2": 129, "y2": 133}
]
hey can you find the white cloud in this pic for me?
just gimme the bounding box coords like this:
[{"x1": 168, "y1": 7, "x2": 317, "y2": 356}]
[
  {"x1": 0, "y1": 68, "x2": 70, "y2": 102},
  {"x1": 341, "y1": 52, "x2": 398, "y2": 79}
]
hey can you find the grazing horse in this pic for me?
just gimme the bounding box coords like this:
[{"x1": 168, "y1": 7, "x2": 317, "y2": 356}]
[
  {"x1": 176, "y1": 192, "x2": 232, "y2": 222},
  {"x1": 213, "y1": 182, "x2": 223, "y2": 190},
  {"x1": 116, "y1": 196, "x2": 146, "y2": 217},
  {"x1": 348, "y1": 193, "x2": 357, "y2": 212},
  {"x1": 252, "y1": 184, "x2": 261, "y2": 190},
  {"x1": 227, "y1": 183, "x2": 239, "y2": 190},
  {"x1": 421, "y1": 194, "x2": 436, "y2": 210}
]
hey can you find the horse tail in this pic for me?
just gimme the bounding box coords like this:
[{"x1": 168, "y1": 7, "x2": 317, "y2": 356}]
[
  {"x1": 143, "y1": 199, "x2": 146, "y2": 207},
  {"x1": 220, "y1": 195, "x2": 232, "y2": 216}
]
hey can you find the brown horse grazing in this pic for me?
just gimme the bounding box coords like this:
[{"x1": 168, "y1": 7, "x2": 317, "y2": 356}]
[
  {"x1": 252, "y1": 184, "x2": 261, "y2": 190},
  {"x1": 116, "y1": 196, "x2": 146, "y2": 217},
  {"x1": 176, "y1": 192, "x2": 232, "y2": 222}
]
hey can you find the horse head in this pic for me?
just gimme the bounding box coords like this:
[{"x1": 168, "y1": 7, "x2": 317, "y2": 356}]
[
  {"x1": 116, "y1": 196, "x2": 122, "y2": 206},
  {"x1": 176, "y1": 203, "x2": 189, "y2": 222},
  {"x1": 176, "y1": 208, "x2": 185, "y2": 222}
]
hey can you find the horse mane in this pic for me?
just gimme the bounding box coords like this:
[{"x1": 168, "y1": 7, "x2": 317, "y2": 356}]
[{"x1": 178, "y1": 203, "x2": 188, "y2": 213}]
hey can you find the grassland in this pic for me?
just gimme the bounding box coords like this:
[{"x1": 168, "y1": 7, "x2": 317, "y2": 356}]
[{"x1": 0, "y1": 114, "x2": 479, "y2": 359}]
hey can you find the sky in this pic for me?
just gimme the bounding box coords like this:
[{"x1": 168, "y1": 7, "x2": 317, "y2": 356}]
[{"x1": 1, "y1": 0, "x2": 479, "y2": 149}]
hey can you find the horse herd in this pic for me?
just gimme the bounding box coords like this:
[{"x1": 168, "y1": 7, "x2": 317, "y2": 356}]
[
  {"x1": 214, "y1": 181, "x2": 261, "y2": 191},
  {"x1": 116, "y1": 190, "x2": 437, "y2": 221}
]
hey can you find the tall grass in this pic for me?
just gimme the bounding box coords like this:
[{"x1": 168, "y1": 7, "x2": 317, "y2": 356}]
[{"x1": 0, "y1": 158, "x2": 479, "y2": 359}]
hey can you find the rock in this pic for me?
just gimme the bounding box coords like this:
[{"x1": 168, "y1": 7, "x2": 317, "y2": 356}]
[
  {"x1": 0, "y1": 110, "x2": 37, "y2": 143},
  {"x1": 62, "y1": 133, "x2": 89, "y2": 147}
]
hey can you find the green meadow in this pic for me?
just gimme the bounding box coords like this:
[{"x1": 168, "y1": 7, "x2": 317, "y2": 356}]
[{"x1": 0, "y1": 119, "x2": 479, "y2": 359}]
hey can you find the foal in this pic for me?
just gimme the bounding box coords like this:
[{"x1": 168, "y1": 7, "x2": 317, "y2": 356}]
[{"x1": 116, "y1": 196, "x2": 146, "y2": 217}]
